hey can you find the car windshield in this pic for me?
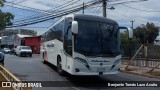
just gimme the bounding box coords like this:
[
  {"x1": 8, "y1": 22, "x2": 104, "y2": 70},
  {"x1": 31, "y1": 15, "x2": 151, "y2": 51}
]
[
  {"x1": 74, "y1": 19, "x2": 120, "y2": 57},
  {"x1": 21, "y1": 47, "x2": 31, "y2": 50},
  {"x1": 4, "y1": 48, "x2": 10, "y2": 50}
]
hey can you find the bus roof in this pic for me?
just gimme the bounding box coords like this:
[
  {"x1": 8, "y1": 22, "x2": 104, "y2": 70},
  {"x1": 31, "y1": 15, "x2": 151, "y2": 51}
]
[
  {"x1": 73, "y1": 14, "x2": 118, "y2": 24},
  {"x1": 43, "y1": 14, "x2": 118, "y2": 35}
]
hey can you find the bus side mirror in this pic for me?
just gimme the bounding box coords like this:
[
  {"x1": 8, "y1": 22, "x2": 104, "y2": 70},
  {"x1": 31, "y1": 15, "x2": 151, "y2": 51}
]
[
  {"x1": 127, "y1": 27, "x2": 133, "y2": 38},
  {"x1": 71, "y1": 21, "x2": 78, "y2": 34},
  {"x1": 119, "y1": 27, "x2": 133, "y2": 39}
]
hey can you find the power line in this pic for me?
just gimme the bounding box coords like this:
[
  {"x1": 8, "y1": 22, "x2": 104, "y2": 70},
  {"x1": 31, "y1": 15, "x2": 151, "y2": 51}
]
[
  {"x1": 7, "y1": 0, "x2": 29, "y2": 4},
  {"x1": 4, "y1": 3, "x2": 42, "y2": 13},
  {"x1": 5, "y1": 0, "x2": 78, "y2": 21},
  {"x1": 12, "y1": 1, "x2": 81, "y2": 24},
  {"x1": 7, "y1": 0, "x2": 102, "y2": 27},
  {"x1": 8, "y1": 26, "x2": 49, "y2": 28},
  {"x1": 5, "y1": 1, "x2": 58, "y2": 14},
  {"x1": 7, "y1": 0, "x2": 21, "y2": 3},
  {"x1": 11, "y1": 0, "x2": 144, "y2": 22},
  {"x1": 111, "y1": 10, "x2": 160, "y2": 25},
  {"x1": 94, "y1": 4, "x2": 102, "y2": 15},
  {"x1": 14, "y1": 0, "x2": 123, "y2": 22},
  {"x1": 94, "y1": 0, "x2": 102, "y2": 15},
  {"x1": 112, "y1": 10, "x2": 132, "y2": 20},
  {"x1": 7, "y1": 0, "x2": 149, "y2": 27},
  {"x1": 122, "y1": 4, "x2": 160, "y2": 12},
  {"x1": 111, "y1": 0, "x2": 148, "y2": 6},
  {"x1": 15, "y1": 0, "x2": 29, "y2": 4},
  {"x1": 12, "y1": 0, "x2": 80, "y2": 22}
]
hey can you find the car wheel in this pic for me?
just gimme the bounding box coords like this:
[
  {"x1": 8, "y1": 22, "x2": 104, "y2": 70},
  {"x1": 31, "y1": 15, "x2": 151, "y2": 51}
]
[
  {"x1": 0, "y1": 59, "x2": 4, "y2": 66},
  {"x1": 30, "y1": 54, "x2": 32, "y2": 57},
  {"x1": 19, "y1": 53, "x2": 22, "y2": 57}
]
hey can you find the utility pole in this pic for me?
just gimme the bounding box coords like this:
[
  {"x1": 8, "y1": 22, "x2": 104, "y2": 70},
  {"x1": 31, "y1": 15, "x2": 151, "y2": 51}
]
[
  {"x1": 82, "y1": 2, "x2": 84, "y2": 14},
  {"x1": 129, "y1": 20, "x2": 134, "y2": 60},
  {"x1": 102, "y1": 0, "x2": 107, "y2": 17},
  {"x1": 130, "y1": 20, "x2": 135, "y2": 29}
]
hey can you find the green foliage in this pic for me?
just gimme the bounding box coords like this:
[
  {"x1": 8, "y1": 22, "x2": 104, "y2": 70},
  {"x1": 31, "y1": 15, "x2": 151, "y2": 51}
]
[
  {"x1": 0, "y1": 0, "x2": 5, "y2": 7},
  {"x1": 134, "y1": 22, "x2": 159, "y2": 44},
  {"x1": 0, "y1": 0, "x2": 14, "y2": 31},
  {"x1": 120, "y1": 31, "x2": 140, "y2": 57}
]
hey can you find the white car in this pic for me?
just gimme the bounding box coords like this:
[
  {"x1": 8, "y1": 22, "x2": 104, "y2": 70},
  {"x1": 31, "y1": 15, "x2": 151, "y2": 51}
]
[
  {"x1": 15, "y1": 46, "x2": 32, "y2": 57},
  {"x1": 3, "y1": 48, "x2": 11, "y2": 54}
]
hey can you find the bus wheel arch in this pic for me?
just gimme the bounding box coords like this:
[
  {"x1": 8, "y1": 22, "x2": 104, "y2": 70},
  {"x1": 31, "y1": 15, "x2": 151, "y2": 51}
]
[{"x1": 57, "y1": 55, "x2": 65, "y2": 75}]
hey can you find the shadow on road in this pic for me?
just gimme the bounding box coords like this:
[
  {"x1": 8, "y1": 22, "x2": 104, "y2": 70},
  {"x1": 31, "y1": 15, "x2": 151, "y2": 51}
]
[
  {"x1": 66, "y1": 75, "x2": 116, "y2": 89},
  {"x1": 44, "y1": 61, "x2": 120, "y2": 89}
]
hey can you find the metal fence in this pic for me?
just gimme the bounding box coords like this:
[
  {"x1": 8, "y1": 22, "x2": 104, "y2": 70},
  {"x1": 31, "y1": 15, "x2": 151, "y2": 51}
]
[
  {"x1": 121, "y1": 44, "x2": 160, "y2": 69},
  {"x1": 0, "y1": 65, "x2": 32, "y2": 90}
]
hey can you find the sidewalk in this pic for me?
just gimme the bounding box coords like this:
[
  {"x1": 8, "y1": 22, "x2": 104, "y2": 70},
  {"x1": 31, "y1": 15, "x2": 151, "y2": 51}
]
[{"x1": 121, "y1": 64, "x2": 160, "y2": 79}]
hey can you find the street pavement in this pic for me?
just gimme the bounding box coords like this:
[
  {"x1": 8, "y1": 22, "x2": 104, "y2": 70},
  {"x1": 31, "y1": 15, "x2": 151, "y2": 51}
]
[{"x1": 3, "y1": 54, "x2": 160, "y2": 90}]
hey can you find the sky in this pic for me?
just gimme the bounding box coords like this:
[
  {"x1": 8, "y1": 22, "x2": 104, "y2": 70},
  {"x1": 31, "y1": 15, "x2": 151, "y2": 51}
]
[{"x1": 1, "y1": 0, "x2": 160, "y2": 35}]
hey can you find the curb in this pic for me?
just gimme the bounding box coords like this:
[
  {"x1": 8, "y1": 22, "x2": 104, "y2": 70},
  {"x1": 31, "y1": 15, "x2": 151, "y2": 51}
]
[{"x1": 120, "y1": 68, "x2": 160, "y2": 79}]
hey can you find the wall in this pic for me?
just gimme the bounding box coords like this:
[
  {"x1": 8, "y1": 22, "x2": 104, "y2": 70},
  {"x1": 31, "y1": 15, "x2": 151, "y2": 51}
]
[{"x1": 24, "y1": 37, "x2": 41, "y2": 54}]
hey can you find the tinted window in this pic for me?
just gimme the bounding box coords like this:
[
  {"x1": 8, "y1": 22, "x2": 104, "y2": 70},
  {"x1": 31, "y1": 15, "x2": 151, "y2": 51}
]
[
  {"x1": 64, "y1": 18, "x2": 72, "y2": 56},
  {"x1": 21, "y1": 46, "x2": 31, "y2": 50},
  {"x1": 44, "y1": 20, "x2": 64, "y2": 41},
  {"x1": 74, "y1": 19, "x2": 120, "y2": 57}
]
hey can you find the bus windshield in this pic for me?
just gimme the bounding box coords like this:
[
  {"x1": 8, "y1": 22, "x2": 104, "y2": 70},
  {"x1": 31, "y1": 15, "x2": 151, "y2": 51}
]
[{"x1": 74, "y1": 19, "x2": 121, "y2": 57}]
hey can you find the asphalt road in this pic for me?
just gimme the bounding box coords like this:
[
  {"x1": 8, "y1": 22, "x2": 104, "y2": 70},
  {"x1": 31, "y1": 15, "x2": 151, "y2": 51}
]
[{"x1": 4, "y1": 54, "x2": 160, "y2": 90}]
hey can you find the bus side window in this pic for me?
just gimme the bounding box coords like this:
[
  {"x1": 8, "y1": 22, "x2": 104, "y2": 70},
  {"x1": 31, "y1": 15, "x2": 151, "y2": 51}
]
[{"x1": 66, "y1": 27, "x2": 72, "y2": 56}]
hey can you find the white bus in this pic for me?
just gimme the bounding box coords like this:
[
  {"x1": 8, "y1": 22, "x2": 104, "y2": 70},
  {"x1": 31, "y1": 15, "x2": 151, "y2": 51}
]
[{"x1": 41, "y1": 14, "x2": 133, "y2": 75}]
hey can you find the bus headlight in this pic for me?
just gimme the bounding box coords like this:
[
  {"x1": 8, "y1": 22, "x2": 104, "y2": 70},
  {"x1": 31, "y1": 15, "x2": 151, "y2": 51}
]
[{"x1": 74, "y1": 57, "x2": 88, "y2": 65}]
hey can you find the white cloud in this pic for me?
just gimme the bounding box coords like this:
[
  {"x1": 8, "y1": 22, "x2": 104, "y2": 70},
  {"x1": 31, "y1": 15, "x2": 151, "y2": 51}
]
[{"x1": 106, "y1": 0, "x2": 160, "y2": 28}]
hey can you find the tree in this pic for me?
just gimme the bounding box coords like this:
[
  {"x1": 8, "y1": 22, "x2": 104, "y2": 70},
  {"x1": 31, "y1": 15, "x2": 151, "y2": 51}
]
[
  {"x1": 134, "y1": 22, "x2": 159, "y2": 44},
  {"x1": 120, "y1": 31, "x2": 139, "y2": 57},
  {"x1": 0, "y1": 0, "x2": 14, "y2": 31},
  {"x1": 0, "y1": 0, "x2": 5, "y2": 6}
]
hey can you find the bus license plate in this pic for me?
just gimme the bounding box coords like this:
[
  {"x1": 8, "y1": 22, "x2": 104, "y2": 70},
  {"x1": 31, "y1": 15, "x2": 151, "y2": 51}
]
[{"x1": 97, "y1": 67, "x2": 105, "y2": 72}]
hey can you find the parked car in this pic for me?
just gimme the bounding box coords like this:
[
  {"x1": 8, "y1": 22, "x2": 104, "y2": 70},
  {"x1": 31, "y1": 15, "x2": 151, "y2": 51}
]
[
  {"x1": 15, "y1": 46, "x2": 32, "y2": 57},
  {"x1": 3, "y1": 48, "x2": 11, "y2": 54},
  {"x1": 0, "y1": 49, "x2": 5, "y2": 65}
]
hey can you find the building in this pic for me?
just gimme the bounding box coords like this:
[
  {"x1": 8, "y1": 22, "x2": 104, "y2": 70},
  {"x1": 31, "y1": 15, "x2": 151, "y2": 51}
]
[
  {"x1": 1, "y1": 36, "x2": 8, "y2": 48},
  {"x1": 0, "y1": 28, "x2": 37, "y2": 49},
  {"x1": 14, "y1": 34, "x2": 33, "y2": 47},
  {"x1": 24, "y1": 36, "x2": 41, "y2": 54},
  {"x1": 0, "y1": 29, "x2": 37, "y2": 36},
  {"x1": 14, "y1": 34, "x2": 41, "y2": 54}
]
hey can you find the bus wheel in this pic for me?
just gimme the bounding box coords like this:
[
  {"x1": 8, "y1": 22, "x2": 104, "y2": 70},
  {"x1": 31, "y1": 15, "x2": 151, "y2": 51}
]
[
  {"x1": 42, "y1": 53, "x2": 46, "y2": 64},
  {"x1": 57, "y1": 57, "x2": 65, "y2": 76}
]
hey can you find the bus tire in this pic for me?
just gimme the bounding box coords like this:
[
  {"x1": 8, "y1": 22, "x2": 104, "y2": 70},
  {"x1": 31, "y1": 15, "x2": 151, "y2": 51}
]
[
  {"x1": 42, "y1": 53, "x2": 46, "y2": 64},
  {"x1": 43, "y1": 60, "x2": 46, "y2": 64},
  {"x1": 57, "y1": 56, "x2": 65, "y2": 76}
]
